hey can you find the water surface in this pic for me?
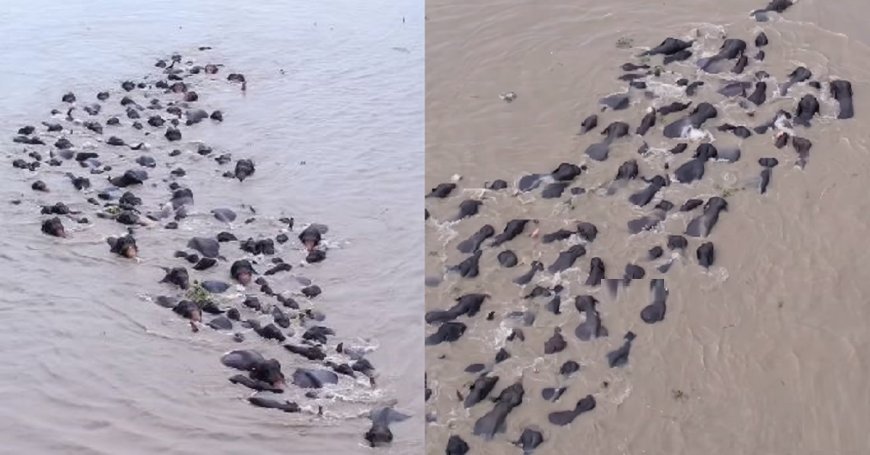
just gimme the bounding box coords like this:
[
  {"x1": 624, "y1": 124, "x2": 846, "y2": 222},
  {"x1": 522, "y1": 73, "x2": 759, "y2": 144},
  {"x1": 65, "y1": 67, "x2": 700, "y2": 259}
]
[
  {"x1": 426, "y1": 1, "x2": 870, "y2": 453},
  {"x1": 0, "y1": 1, "x2": 423, "y2": 453}
]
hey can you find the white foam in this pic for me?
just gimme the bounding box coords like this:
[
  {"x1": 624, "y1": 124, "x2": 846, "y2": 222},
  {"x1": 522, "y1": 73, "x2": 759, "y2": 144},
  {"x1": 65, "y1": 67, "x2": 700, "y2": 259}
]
[{"x1": 686, "y1": 127, "x2": 713, "y2": 142}]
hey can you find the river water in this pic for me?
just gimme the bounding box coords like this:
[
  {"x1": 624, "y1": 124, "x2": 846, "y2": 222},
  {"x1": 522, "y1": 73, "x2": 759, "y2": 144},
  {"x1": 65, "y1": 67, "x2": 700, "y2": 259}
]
[
  {"x1": 0, "y1": 0, "x2": 423, "y2": 454},
  {"x1": 426, "y1": 0, "x2": 870, "y2": 454}
]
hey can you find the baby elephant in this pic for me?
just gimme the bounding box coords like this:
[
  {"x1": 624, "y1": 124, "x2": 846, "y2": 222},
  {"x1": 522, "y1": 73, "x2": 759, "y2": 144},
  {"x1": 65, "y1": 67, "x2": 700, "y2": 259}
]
[
  {"x1": 230, "y1": 259, "x2": 256, "y2": 285},
  {"x1": 41, "y1": 217, "x2": 66, "y2": 238},
  {"x1": 107, "y1": 234, "x2": 138, "y2": 258}
]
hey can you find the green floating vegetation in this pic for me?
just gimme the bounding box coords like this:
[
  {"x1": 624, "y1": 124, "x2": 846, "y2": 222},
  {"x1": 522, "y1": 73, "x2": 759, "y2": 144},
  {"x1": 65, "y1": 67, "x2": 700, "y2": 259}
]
[
  {"x1": 186, "y1": 282, "x2": 211, "y2": 307},
  {"x1": 713, "y1": 183, "x2": 746, "y2": 199},
  {"x1": 672, "y1": 389, "x2": 688, "y2": 401},
  {"x1": 616, "y1": 37, "x2": 634, "y2": 49},
  {"x1": 720, "y1": 187, "x2": 745, "y2": 198}
]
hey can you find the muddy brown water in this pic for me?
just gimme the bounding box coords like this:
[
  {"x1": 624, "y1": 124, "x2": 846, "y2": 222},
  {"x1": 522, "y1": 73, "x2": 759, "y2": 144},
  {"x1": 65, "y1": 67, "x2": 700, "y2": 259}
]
[
  {"x1": 0, "y1": 0, "x2": 423, "y2": 454},
  {"x1": 426, "y1": 1, "x2": 870, "y2": 454}
]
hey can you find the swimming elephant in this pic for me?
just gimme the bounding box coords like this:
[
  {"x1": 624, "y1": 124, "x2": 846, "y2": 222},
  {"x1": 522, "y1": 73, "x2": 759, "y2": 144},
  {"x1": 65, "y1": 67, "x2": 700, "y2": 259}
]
[
  {"x1": 201, "y1": 280, "x2": 231, "y2": 293},
  {"x1": 514, "y1": 261, "x2": 544, "y2": 285},
  {"x1": 584, "y1": 121, "x2": 630, "y2": 161},
  {"x1": 239, "y1": 238, "x2": 275, "y2": 255},
  {"x1": 221, "y1": 350, "x2": 265, "y2": 371},
  {"x1": 41, "y1": 202, "x2": 73, "y2": 216},
  {"x1": 41, "y1": 217, "x2": 66, "y2": 238},
  {"x1": 284, "y1": 344, "x2": 326, "y2": 361},
  {"x1": 426, "y1": 322, "x2": 467, "y2": 345},
  {"x1": 473, "y1": 381, "x2": 525, "y2": 439},
  {"x1": 298, "y1": 225, "x2": 324, "y2": 252},
  {"x1": 306, "y1": 250, "x2": 326, "y2": 263},
  {"x1": 109, "y1": 169, "x2": 148, "y2": 187},
  {"x1": 641, "y1": 37, "x2": 692, "y2": 56},
  {"x1": 364, "y1": 406, "x2": 411, "y2": 447},
  {"x1": 230, "y1": 260, "x2": 257, "y2": 285},
  {"x1": 515, "y1": 428, "x2": 544, "y2": 454},
  {"x1": 247, "y1": 396, "x2": 299, "y2": 412},
  {"x1": 663, "y1": 102, "x2": 718, "y2": 138},
  {"x1": 830, "y1": 80, "x2": 854, "y2": 119},
  {"x1": 575, "y1": 296, "x2": 607, "y2": 340},
  {"x1": 292, "y1": 368, "x2": 338, "y2": 388},
  {"x1": 586, "y1": 257, "x2": 605, "y2": 286},
  {"x1": 446, "y1": 435, "x2": 470, "y2": 455},
  {"x1": 160, "y1": 267, "x2": 190, "y2": 289},
  {"x1": 547, "y1": 394, "x2": 596, "y2": 426},
  {"x1": 107, "y1": 234, "x2": 138, "y2": 258},
  {"x1": 165, "y1": 127, "x2": 182, "y2": 141},
  {"x1": 464, "y1": 374, "x2": 499, "y2": 408},
  {"x1": 424, "y1": 294, "x2": 489, "y2": 324},
  {"x1": 234, "y1": 159, "x2": 255, "y2": 181},
  {"x1": 229, "y1": 375, "x2": 282, "y2": 393},
  {"x1": 427, "y1": 182, "x2": 456, "y2": 198},
  {"x1": 147, "y1": 115, "x2": 165, "y2": 127},
  {"x1": 641, "y1": 279, "x2": 668, "y2": 323},
  {"x1": 193, "y1": 257, "x2": 217, "y2": 271},
  {"x1": 211, "y1": 208, "x2": 237, "y2": 222},
  {"x1": 453, "y1": 199, "x2": 482, "y2": 220},
  {"x1": 606, "y1": 331, "x2": 637, "y2": 367},
  {"x1": 752, "y1": 0, "x2": 793, "y2": 21},
  {"x1": 172, "y1": 300, "x2": 202, "y2": 325},
  {"x1": 246, "y1": 320, "x2": 286, "y2": 342},
  {"x1": 185, "y1": 109, "x2": 209, "y2": 125},
  {"x1": 697, "y1": 39, "x2": 746, "y2": 73},
  {"x1": 457, "y1": 225, "x2": 495, "y2": 253},
  {"x1": 685, "y1": 196, "x2": 727, "y2": 237},
  {"x1": 547, "y1": 245, "x2": 586, "y2": 273},
  {"x1": 208, "y1": 316, "x2": 233, "y2": 331},
  {"x1": 221, "y1": 350, "x2": 286, "y2": 389},
  {"x1": 629, "y1": 175, "x2": 667, "y2": 206},
  {"x1": 187, "y1": 237, "x2": 220, "y2": 258},
  {"x1": 171, "y1": 187, "x2": 194, "y2": 209},
  {"x1": 779, "y1": 66, "x2": 811, "y2": 96},
  {"x1": 250, "y1": 359, "x2": 286, "y2": 389},
  {"x1": 491, "y1": 219, "x2": 530, "y2": 247},
  {"x1": 793, "y1": 94, "x2": 820, "y2": 127}
]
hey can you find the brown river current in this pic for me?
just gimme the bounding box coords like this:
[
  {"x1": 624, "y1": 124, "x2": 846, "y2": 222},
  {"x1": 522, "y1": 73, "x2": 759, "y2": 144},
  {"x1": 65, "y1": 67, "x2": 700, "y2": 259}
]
[
  {"x1": 0, "y1": 0, "x2": 422, "y2": 454},
  {"x1": 426, "y1": 1, "x2": 870, "y2": 454}
]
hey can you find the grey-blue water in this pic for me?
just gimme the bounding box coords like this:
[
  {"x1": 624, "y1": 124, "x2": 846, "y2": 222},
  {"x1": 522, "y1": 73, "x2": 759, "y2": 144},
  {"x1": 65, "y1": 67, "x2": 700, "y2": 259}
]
[{"x1": 0, "y1": 1, "x2": 423, "y2": 453}]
